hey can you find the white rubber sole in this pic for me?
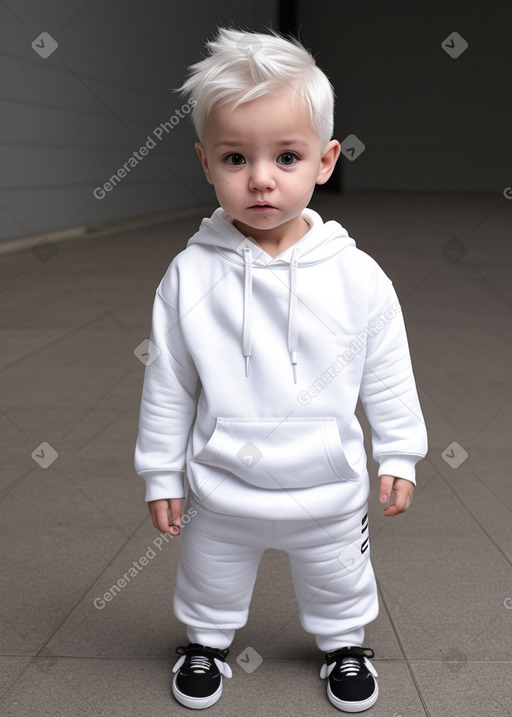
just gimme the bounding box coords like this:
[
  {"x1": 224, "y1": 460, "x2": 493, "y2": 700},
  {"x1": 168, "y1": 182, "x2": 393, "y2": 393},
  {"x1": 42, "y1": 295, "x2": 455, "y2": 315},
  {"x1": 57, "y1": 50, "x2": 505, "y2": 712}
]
[
  {"x1": 172, "y1": 673, "x2": 223, "y2": 710},
  {"x1": 327, "y1": 681, "x2": 378, "y2": 713}
]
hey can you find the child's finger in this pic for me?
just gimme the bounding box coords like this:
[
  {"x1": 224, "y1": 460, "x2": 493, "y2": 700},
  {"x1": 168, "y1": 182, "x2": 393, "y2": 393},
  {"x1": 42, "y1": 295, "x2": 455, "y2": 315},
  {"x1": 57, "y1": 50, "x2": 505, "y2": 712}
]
[
  {"x1": 382, "y1": 500, "x2": 400, "y2": 517},
  {"x1": 379, "y1": 474, "x2": 395, "y2": 504},
  {"x1": 148, "y1": 500, "x2": 174, "y2": 535},
  {"x1": 382, "y1": 479, "x2": 414, "y2": 516},
  {"x1": 169, "y1": 498, "x2": 183, "y2": 535}
]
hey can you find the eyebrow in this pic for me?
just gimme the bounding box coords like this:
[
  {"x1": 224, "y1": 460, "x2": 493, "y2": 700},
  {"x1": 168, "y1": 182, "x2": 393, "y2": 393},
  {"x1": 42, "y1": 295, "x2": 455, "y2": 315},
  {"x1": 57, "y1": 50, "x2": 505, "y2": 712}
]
[
  {"x1": 213, "y1": 141, "x2": 242, "y2": 148},
  {"x1": 213, "y1": 139, "x2": 310, "y2": 149}
]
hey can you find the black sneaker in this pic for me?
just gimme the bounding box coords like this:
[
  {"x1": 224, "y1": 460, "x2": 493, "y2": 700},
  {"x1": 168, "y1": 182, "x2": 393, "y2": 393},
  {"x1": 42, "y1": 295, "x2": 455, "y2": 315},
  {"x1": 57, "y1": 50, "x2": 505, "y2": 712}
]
[
  {"x1": 320, "y1": 646, "x2": 378, "y2": 713},
  {"x1": 172, "y1": 643, "x2": 232, "y2": 709}
]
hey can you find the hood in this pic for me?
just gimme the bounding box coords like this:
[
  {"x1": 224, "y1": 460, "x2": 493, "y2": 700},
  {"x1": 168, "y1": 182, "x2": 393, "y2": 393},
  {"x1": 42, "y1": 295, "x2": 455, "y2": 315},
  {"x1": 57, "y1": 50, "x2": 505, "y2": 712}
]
[
  {"x1": 187, "y1": 207, "x2": 355, "y2": 266},
  {"x1": 186, "y1": 207, "x2": 356, "y2": 383}
]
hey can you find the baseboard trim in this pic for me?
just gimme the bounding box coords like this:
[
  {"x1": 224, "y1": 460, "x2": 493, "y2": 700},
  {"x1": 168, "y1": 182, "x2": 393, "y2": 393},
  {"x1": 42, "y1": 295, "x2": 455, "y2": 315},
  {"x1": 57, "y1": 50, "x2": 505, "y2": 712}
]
[{"x1": 0, "y1": 205, "x2": 215, "y2": 256}]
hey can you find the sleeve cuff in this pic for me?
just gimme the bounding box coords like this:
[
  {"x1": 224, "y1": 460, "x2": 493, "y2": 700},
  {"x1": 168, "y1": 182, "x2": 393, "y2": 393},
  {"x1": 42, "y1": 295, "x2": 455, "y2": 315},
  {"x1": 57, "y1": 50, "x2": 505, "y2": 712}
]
[
  {"x1": 377, "y1": 455, "x2": 422, "y2": 485},
  {"x1": 141, "y1": 471, "x2": 186, "y2": 502}
]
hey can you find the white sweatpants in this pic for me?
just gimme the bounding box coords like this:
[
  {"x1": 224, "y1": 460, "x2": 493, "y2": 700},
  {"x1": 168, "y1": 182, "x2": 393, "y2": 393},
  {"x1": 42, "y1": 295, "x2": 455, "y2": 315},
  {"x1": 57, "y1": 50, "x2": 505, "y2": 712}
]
[{"x1": 174, "y1": 493, "x2": 379, "y2": 652}]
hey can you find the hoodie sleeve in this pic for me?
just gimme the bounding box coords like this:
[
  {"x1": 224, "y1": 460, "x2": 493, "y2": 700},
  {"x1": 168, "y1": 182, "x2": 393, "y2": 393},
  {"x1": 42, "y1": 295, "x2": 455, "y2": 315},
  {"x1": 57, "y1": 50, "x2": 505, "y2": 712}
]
[
  {"x1": 134, "y1": 276, "x2": 199, "y2": 502},
  {"x1": 359, "y1": 272, "x2": 427, "y2": 485}
]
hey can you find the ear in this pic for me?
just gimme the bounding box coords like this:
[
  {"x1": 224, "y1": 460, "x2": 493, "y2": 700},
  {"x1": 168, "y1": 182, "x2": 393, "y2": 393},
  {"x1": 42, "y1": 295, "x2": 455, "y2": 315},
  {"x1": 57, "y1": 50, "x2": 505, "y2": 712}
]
[
  {"x1": 316, "y1": 140, "x2": 341, "y2": 185},
  {"x1": 195, "y1": 142, "x2": 214, "y2": 185}
]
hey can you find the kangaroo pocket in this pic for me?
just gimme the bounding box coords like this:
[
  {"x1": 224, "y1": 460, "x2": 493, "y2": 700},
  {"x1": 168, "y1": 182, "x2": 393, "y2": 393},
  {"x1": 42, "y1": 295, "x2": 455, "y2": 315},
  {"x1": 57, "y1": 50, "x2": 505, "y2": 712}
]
[{"x1": 193, "y1": 417, "x2": 361, "y2": 490}]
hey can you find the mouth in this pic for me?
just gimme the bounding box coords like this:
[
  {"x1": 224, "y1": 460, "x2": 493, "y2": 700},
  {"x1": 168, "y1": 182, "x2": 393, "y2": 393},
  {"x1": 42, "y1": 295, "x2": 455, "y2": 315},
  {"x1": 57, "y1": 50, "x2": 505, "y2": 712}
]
[{"x1": 248, "y1": 202, "x2": 277, "y2": 211}]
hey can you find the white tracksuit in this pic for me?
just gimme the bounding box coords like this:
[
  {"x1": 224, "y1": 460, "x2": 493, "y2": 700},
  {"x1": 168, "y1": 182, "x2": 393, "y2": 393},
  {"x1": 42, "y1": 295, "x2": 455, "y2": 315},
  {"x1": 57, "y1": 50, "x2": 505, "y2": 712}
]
[{"x1": 134, "y1": 207, "x2": 427, "y2": 650}]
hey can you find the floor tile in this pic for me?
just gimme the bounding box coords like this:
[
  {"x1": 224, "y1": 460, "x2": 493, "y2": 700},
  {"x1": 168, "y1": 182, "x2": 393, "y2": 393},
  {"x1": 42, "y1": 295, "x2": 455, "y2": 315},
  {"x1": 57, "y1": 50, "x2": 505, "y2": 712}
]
[
  {"x1": 0, "y1": 656, "x2": 33, "y2": 697},
  {"x1": 0, "y1": 469, "x2": 127, "y2": 654},
  {"x1": 371, "y1": 475, "x2": 512, "y2": 662},
  {"x1": 411, "y1": 661, "x2": 512, "y2": 717}
]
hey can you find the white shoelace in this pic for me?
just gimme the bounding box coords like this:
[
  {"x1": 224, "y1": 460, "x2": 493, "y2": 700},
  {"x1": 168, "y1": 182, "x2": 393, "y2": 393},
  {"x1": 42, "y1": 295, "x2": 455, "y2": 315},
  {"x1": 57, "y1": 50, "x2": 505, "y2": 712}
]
[
  {"x1": 320, "y1": 655, "x2": 378, "y2": 680},
  {"x1": 173, "y1": 652, "x2": 233, "y2": 679},
  {"x1": 338, "y1": 657, "x2": 363, "y2": 677}
]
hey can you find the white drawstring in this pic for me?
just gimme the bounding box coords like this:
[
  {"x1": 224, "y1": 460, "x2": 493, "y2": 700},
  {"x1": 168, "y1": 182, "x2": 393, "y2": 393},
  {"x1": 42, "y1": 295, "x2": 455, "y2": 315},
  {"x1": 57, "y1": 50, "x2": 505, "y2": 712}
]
[
  {"x1": 242, "y1": 247, "x2": 253, "y2": 377},
  {"x1": 288, "y1": 249, "x2": 300, "y2": 384},
  {"x1": 242, "y1": 246, "x2": 299, "y2": 383}
]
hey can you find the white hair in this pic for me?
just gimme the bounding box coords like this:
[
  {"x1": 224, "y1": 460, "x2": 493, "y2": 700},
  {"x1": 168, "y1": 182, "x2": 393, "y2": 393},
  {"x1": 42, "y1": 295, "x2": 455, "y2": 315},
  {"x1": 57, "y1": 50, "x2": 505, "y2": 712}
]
[{"x1": 178, "y1": 27, "x2": 335, "y2": 147}]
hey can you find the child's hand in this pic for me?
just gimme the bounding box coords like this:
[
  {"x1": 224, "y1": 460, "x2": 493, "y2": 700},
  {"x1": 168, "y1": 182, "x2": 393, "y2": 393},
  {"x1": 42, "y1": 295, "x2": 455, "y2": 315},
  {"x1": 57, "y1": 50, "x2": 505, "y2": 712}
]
[
  {"x1": 148, "y1": 498, "x2": 183, "y2": 535},
  {"x1": 379, "y1": 475, "x2": 414, "y2": 516}
]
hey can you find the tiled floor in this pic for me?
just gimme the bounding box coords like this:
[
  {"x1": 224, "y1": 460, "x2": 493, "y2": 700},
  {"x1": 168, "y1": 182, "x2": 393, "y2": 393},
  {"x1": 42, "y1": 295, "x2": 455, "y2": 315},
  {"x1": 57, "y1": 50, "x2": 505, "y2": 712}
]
[{"x1": 1, "y1": 194, "x2": 511, "y2": 716}]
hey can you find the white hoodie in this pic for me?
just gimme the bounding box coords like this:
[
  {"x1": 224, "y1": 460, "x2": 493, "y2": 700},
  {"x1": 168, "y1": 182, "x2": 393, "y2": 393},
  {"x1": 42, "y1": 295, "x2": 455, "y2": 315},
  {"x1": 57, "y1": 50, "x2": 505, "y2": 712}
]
[{"x1": 134, "y1": 207, "x2": 427, "y2": 520}]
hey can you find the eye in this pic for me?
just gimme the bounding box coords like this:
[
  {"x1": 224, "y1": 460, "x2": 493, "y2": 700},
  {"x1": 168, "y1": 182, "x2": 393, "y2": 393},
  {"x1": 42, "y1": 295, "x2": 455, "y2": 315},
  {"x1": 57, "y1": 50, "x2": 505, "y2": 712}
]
[
  {"x1": 225, "y1": 153, "x2": 246, "y2": 166},
  {"x1": 277, "y1": 152, "x2": 298, "y2": 166}
]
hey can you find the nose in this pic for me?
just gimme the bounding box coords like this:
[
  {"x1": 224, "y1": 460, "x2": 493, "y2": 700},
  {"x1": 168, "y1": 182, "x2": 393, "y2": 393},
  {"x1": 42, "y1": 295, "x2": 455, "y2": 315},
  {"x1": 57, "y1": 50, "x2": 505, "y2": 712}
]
[{"x1": 248, "y1": 161, "x2": 276, "y2": 192}]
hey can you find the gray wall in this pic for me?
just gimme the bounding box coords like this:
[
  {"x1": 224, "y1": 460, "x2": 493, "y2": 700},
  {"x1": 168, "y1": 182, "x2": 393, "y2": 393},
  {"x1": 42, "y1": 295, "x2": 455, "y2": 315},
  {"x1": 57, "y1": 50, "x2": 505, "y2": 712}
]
[
  {"x1": 298, "y1": 0, "x2": 512, "y2": 193},
  {"x1": 0, "y1": 0, "x2": 276, "y2": 242},
  {"x1": 2, "y1": 1, "x2": 510, "y2": 243}
]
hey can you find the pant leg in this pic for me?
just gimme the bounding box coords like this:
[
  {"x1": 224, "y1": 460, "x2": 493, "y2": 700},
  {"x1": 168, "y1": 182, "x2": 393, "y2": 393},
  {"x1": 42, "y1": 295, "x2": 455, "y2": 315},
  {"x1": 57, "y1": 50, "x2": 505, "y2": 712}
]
[
  {"x1": 282, "y1": 505, "x2": 379, "y2": 652},
  {"x1": 173, "y1": 494, "x2": 267, "y2": 649}
]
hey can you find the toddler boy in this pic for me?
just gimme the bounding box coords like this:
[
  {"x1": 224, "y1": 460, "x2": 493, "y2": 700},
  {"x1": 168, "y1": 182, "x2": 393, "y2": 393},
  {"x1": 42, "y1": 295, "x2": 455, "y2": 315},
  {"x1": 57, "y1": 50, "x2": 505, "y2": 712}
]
[{"x1": 135, "y1": 27, "x2": 427, "y2": 712}]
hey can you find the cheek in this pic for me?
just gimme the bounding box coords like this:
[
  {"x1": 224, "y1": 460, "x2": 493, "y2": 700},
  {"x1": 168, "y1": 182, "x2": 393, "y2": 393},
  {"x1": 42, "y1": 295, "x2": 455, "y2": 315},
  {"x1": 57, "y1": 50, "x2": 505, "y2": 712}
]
[
  {"x1": 209, "y1": 177, "x2": 241, "y2": 209},
  {"x1": 282, "y1": 167, "x2": 318, "y2": 191},
  {"x1": 213, "y1": 172, "x2": 242, "y2": 194}
]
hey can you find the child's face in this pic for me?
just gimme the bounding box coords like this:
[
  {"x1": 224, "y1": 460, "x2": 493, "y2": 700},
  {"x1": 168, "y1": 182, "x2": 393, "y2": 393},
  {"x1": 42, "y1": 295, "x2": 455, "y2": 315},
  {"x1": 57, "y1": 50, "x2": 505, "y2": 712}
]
[{"x1": 195, "y1": 90, "x2": 340, "y2": 246}]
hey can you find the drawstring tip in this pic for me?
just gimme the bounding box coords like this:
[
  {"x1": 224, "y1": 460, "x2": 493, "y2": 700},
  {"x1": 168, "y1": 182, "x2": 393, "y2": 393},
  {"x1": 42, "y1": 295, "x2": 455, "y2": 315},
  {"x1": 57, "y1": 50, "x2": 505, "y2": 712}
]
[
  {"x1": 290, "y1": 351, "x2": 298, "y2": 384},
  {"x1": 245, "y1": 355, "x2": 250, "y2": 377}
]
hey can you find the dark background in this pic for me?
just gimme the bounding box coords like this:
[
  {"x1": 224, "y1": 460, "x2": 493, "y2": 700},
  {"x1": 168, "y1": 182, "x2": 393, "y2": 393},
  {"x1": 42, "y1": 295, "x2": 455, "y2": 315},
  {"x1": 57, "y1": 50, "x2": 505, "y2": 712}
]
[{"x1": 1, "y1": 0, "x2": 511, "y2": 242}]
